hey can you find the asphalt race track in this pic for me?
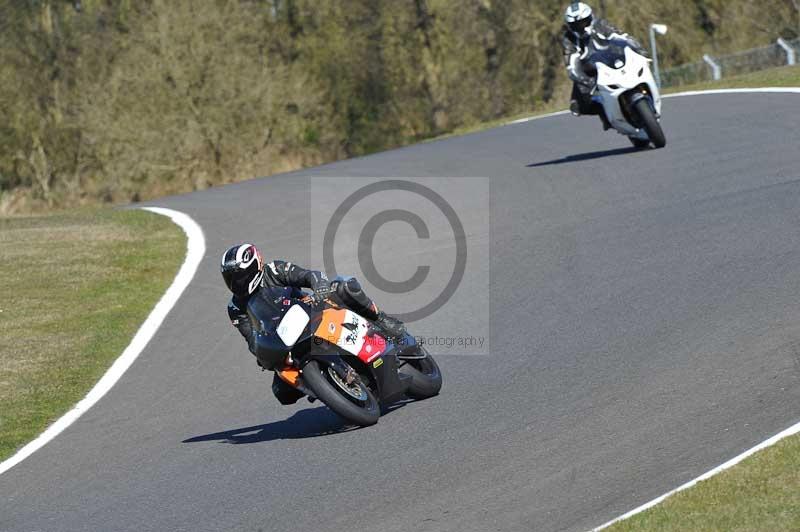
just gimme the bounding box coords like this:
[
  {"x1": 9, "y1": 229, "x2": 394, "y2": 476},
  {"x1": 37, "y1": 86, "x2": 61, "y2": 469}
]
[{"x1": 2, "y1": 92, "x2": 800, "y2": 532}]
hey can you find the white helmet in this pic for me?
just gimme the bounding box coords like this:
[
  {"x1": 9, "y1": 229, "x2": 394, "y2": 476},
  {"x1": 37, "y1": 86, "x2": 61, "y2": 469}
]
[{"x1": 565, "y1": 2, "x2": 593, "y2": 35}]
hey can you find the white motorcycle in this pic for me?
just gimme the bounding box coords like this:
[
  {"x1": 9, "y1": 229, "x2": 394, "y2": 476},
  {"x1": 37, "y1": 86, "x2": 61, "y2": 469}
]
[{"x1": 585, "y1": 37, "x2": 666, "y2": 149}]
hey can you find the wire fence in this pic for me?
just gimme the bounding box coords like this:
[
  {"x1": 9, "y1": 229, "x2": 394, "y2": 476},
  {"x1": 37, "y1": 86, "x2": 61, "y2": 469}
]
[{"x1": 660, "y1": 38, "x2": 800, "y2": 87}]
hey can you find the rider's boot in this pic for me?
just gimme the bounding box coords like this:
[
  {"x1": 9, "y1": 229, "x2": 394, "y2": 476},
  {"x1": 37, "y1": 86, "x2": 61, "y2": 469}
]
[
  {"x1": 361, "y1": 300, "x2": 407, "y2": 338},
  {"x1": 570, "y1": 100, "x2": 581, "y2": 116},
  {"x1": 599, "y1": 109, "x2": 612, "y2": 131},
  {"x1": 374, "y1": 311, "x2": 407, "y2": 338},
  {"x1": 333, "y1": 277, "x2": 407, "y2": 338}
]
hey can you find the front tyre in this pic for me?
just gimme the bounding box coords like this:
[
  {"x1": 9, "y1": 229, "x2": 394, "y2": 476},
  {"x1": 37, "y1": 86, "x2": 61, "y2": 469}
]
[
  {"x1": 302, "y1": 360, "x2": 380, "y2": 426},
  {"x1": 633, "y1": 98, "x2": 666, "y2": 148},
  {"x1": 400, "y1": 347, "x2": 442, "y2": 399}
]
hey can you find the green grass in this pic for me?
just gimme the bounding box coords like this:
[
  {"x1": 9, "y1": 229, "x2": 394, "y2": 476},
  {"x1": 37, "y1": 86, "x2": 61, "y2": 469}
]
[
  {"x1": 664, "y1": 64, "x2": 800, "y2": 93},
  {"x1": 606, "y1": 435, "x2": 800, "y2": 531},
  {"x1": 0, "y1": 208, "x2": 184, "y2": 461}
]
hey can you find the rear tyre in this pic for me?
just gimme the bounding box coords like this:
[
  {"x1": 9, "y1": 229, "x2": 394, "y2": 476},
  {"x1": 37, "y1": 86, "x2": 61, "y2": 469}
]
[
  {"x1": 400, "y1": 347, "x2": 442, "y2": 399},
  {"x1": 628, "y1": 137, "x2": 650, "y2": 149},
  {"x1": 302, "y1": 360, "x2": 380, "y2": 426},
  {"x1": 633, "y1": 98, "x2": 666, "y2": 148}
]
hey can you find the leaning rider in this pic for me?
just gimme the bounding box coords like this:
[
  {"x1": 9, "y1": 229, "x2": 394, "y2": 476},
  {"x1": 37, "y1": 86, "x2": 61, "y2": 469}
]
[{"x1": 220, "y1": 243, "x2": 406, "y2": 404}]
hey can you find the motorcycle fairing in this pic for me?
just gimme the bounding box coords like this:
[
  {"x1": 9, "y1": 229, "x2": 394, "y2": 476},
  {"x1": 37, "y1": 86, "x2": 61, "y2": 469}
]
[
  {"x1": 594, "y1": 46, "x2": 661, "y2": 138},
  {"x1": 248, "y1": 293, "x2": 409, "y2": 403},
  {"x1": 314, "y1": 308, "x2": 387, "y2": 363}
]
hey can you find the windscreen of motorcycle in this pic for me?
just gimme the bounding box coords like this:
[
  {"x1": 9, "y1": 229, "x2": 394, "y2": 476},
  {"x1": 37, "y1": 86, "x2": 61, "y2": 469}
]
[{"x1": 587, "y1": 38, "x2": 628, "y2": 68}]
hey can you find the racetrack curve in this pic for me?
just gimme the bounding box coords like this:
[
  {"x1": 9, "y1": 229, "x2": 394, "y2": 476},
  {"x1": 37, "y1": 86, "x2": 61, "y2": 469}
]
[{"x1": 2, "y1": 92, "x2": 800, "y2": 532}]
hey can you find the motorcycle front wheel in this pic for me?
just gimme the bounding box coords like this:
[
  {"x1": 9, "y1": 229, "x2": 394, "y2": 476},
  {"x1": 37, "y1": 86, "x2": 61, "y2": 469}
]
[
  {"x1": 302, "y1": 360, "x2": 380, "y2": 426},
  {"x1": 399, "y1": 347, "x2": 443, "y2": 399},
  {"x1": 633, "y1": 98, "x2": 666, "y2": 148}
]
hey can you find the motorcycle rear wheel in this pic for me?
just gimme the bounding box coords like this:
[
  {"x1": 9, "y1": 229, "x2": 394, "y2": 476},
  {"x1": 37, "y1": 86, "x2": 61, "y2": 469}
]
[{"x1": 302, "y1": 360, "x2": 380, "y2": 426}]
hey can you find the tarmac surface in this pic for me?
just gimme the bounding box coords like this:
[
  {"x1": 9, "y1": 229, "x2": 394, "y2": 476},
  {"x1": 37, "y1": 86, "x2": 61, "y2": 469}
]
[{"x1": 2, "y1": 92, "x2": 799, "y2": 532}]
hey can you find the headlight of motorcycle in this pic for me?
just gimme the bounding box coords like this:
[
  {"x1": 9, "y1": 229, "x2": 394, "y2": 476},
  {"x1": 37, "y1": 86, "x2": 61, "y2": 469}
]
[{"x1": 277, "y1": 304, "x2": 310, "y2": 347}]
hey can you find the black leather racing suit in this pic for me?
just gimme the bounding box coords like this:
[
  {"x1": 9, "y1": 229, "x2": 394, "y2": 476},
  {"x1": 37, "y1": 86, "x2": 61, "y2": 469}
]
[
  {"x1": 227, "y1": 260, "x2": 382, "y2": 352},
  {"x1": 227, "y1": 260, "x2": 382, "y2": 404},
  {"x1": 562, "y1": 19, "x2": 646, "y2": 117}
]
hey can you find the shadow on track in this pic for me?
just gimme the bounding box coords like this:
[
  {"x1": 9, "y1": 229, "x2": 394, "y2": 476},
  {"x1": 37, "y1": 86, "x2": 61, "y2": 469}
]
[
  {"x1": 182, "y1": 406, "x2": 356, "y2": 444},
  {"x1": 182, "y1": 400, "x2": 413, "y2": 444},
  {"x1": 527, "y1": 146, "x2": 643, "y2": 168}
]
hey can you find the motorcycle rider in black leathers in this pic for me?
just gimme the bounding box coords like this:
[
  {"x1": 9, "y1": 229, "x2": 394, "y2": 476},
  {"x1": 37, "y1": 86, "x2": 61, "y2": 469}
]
[
  {"x1": 562, "y1": 2, "x2": 646, "y2": 129},
  {"x1": 221, "y1": 243, "x2": 406, "y2": 404}
]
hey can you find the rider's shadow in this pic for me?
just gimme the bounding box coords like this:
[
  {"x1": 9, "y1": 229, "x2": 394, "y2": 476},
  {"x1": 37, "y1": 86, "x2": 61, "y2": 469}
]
[
  {"x1": 182, "y1": 407, "x2": 355, "y2": 444},
  {"x1": 526, "y1": 146, "x2": 642, "y2": 168},
  {"x1": 182, "y1": 400, "x2": 413, "y2": 444}
]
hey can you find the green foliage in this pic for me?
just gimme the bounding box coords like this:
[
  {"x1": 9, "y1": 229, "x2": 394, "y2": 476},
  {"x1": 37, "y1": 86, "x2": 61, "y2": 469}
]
[{"x1": 0, "y1": 0, "x2": 798, "y2": 212}]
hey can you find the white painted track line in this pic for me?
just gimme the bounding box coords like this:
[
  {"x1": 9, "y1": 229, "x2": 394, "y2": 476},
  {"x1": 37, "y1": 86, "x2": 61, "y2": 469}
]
[
  {"x1": 665, "y1": 87, "x2": 800, "y2": 98},
  {"x1": 0, "y1": 207, "x2": 205, "y2": 476}
]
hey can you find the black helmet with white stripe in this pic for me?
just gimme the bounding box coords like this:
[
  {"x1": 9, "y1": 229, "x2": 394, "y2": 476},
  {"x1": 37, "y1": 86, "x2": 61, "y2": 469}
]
[
  {"x1": 221, "y1": 243, "x2": 264, "y2": 297},
  {"x1": 565, "y1": 2, "x2": 593, "y2": 36}
]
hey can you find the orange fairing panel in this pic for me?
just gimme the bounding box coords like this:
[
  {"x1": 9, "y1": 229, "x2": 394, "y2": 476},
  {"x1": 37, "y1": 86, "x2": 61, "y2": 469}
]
[
  {"x1": 315, "y1": 308, "x2": 347, "y2": 345},
  {"x1": 277, "y1": 367, "x2": 301, "y2": 387}
]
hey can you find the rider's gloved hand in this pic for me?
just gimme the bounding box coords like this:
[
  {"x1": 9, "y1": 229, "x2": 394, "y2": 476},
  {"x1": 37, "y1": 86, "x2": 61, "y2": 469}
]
[{"x1": 311, "y1": 279, "x2": 333, "y2": 305}]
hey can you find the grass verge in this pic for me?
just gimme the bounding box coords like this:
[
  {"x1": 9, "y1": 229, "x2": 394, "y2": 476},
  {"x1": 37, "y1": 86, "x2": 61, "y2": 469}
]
[
  {"x1": 605, "y1": 434, "x2": 800, "y2": 531},
  {"x1": 0, "y1": 208, "x2": 184, "y2": 462},
  {"x1": 664, "y1": 64, "x2": 800, "y2": 93}
]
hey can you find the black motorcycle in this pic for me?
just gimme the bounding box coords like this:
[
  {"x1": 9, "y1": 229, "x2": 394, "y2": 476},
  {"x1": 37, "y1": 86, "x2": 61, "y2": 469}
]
[{"x1": 246, "y1": 285, "x2": 442, "y2": 426}]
